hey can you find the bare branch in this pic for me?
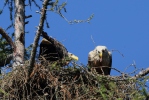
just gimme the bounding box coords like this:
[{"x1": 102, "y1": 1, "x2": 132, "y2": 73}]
[
  {"x1": 132, "y1": 67, "x2": 149, "y2": 79},
  {"x1": 32, "y1": 0, "x2": 41, "y2": 10},
  {"x1": 124, "y1": 60, "x2": 137, "y2": 75},
  {"x1": 29, "y1": 0, "x2": 49, "y2": 74},
  {"x1": 57, "y1": 13, "x2": 94, "y2": 24},
  {"x1": 111, "y1": 49, "x2": 124, "y2": 57},
  {"x1": 25, "y1": 21, "x2": 29, "y2": 25},
  {"x1": 90, "y1": 66, "x2": 124, "y2": 75},
  {"x1": 90, "y1": 35, "x2": 96, "y2": 48},
  {"x1": 0, "y1": 27, "x2": 16, "y2": 52},
  {"x1": 25, "y1": 15, "x2": 32, "y2": 19}
]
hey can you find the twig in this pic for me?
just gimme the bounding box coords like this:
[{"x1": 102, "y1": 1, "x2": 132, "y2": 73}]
[
  {"x1": 111, "y1": 49, "x2": 124, "y2": 57},
  {"x1": 25, "y1": 15, "x2": 32, "y2": 19},
  {"x1": 91, "y1": 35, "x2": 96, "y2": 48},
  {"x1": 124, "y1": 60, "x2": 138, "y2": 75},
  {"x1": 132, "y1": 67, "x2": 149, "y2": 79},
  {"x1": 92, "y1": 66, "x2": 123, "y2": 75}
]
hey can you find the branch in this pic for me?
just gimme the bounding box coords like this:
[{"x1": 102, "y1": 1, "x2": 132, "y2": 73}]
[
  {"x1": 0, "y1": 27, "x2": 16, "y2": 52},
  {"x1": 25, "y1": 21, "x2": 29, "y2": 25},
  {"x1": 90, "y1": 35, "x2": 96, "y2": 48},
  {"x1": 29, "y1": 0, "x2": 49, "y2": 74},
  {"x1": 132, "y1": 67, "x2": 149, "y2": 79},
  {"x1": 25, "y1": 15, "x2": 32, "y2": 19},
  {"x1": 111, "y1": 49, "x2": 124, "y2": 57}
]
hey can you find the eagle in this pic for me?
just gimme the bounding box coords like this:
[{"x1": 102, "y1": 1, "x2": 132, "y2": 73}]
[
  {"x1": 88, "y1": 46, "x2": 112, "y2": 75},
  {"x1": 38, "y1": 32, "x2": 78, "y2": 65}
]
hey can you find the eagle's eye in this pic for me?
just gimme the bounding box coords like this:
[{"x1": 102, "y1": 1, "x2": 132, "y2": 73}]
[{"x1": 102, "y1": 49, "x2": 105, "y2": 52}]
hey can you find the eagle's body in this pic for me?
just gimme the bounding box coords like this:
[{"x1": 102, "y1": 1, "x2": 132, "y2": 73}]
[
  {"x1": 39, "y1": 39, "x2": 66, "y2": 61},
  {"x1": 39, "y1": 32, "x2": 78, "y2": 65},
  {"x1": 88, "y1": 46, "x2": 112, "y2": 75}
]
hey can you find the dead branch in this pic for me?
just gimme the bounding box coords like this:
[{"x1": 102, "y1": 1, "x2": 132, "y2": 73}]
[
  {"x1": 90, "y1": 35, "x2": 96, "y2": 48},
  {"x1": 111, "y1": 49, "x2": 124, "y2": 57},
  {"x1": 132, "y1": 67, "x2": 149, "y2": 79},
  {"x1": 0, "y1": 27, "x2": 16, "y2": 52},
  {"x1": 29, "y1": 0, "x2": 49, "y2": 74},
  {"x1": 25, "y1": 15, "x2": 32, "y2": 19},
  {"x1": 25, "y1": 21, "x2": 29, "y2": 25}
]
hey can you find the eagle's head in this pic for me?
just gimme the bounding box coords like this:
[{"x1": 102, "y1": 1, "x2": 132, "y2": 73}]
[
  {"x1": 68, "y1": 52, "x2": 79, "y2": 61},
  {"x1": 41, "y1": 38, "x2": 51, "y2": 44},
  {"x1": 94, "y1": 46, "x2": 110, "y2": 62}
]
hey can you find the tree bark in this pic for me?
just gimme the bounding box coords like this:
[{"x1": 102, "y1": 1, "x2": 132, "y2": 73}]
[{"x1": 13, "y1": 0, "x2": 25, "y2": 68}]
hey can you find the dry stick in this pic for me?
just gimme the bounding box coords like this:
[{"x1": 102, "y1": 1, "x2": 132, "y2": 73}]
[
  {"x1": 132, "y1": 67, "x2": 149, "y2": 79},
  {"x1": 29, "y1": 0, "x2": 49, "y2": 75},
  {"x1": 111, "y1": 49, "x2": 149, "y2": 79},
  {"x1": 124, "y1": 60, "x2": 136, "y2": 73},
  {"x1": 92, "y1": 66, "x2": 123, "y2": 75},
  {"x1": 72, "y1": 61, "x2": 149, "y2": 81},
  {"x1": 111, "y1": 49, "x2": 124, "y2": 57},
  {"x1": 91, "y1": 35, "x2": 96, "y2": 48}
]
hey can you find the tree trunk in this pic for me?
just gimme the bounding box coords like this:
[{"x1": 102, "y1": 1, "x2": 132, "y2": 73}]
[{"x1": 13, "y1": 0, "x2": 25, "y2": 68}]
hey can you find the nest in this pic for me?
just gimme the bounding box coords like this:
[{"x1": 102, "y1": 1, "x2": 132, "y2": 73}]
[{"x1": 0, "y1": 61, "x2": 145, "y2": 100}]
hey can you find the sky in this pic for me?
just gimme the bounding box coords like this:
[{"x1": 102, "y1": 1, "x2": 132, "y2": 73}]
[{"x1": 0, "y1": 0, "x2": 149, "y2": 76}]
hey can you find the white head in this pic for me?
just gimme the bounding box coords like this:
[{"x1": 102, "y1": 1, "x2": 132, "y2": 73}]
[
  {"x1": 94, "y1": 46, "x2": 109, "y2": 62},
  {"x1": 94, "y1": 46, "x2": 107, "y2": 53}
]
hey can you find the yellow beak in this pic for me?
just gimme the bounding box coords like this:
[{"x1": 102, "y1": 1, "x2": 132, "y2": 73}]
[
  {"x1": 99, "y1": 52, "x2": 102, "y2": 58},
  {"x1": 70, "y1": 55, "x2": 79, "y2": 61},
  {"x1": 68, "y1": 52, "x2": 79, "y2": 61}
]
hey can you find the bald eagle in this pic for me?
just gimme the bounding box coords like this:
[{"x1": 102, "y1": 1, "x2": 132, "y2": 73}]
[
  {"x1": 88, "y1": 46, "x2": 112, "y2": 75},
  {"x1": 38, "y1": 33, "x2": 78, "y2": 65}
]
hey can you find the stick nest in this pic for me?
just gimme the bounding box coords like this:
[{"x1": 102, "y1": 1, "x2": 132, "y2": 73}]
[{"x1": 0, "y1": 61, "x2": 146, "y2": 100}]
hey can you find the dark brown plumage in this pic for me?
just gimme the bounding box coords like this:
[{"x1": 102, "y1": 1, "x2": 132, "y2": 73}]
[
  {"x1": 38, "y1": 32, "x2": 78, "y2": 65},
  {"x1": 88, "y1": 46, "x2": 112, "y2": 75}
]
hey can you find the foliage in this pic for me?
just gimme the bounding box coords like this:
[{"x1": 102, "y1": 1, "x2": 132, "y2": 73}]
[{"x1": 0, "y1": 36, "x2": 12, "y2": 67}]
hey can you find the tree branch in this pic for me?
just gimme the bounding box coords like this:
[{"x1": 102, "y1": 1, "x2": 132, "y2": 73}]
[
  {"x1": 132, "y1": 67, "x2": 149, "y2": 79},
  {"x1": 25, "y1": 15, "x2": 32, "y2": 19},
  {"x1": 0, "y1": 27, "x2": 16, "y2": 52},
  {"x1": 29, "y1": 0, "x2": 49, "y2": 74}
]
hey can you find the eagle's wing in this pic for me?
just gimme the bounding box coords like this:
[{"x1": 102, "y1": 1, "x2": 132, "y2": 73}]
[
  {"x1": 40, "y1": 31, "x2": 78, "y2": 62},
  {"x1": 42, "y1": 31, "x2": 68, "y2": 59}
]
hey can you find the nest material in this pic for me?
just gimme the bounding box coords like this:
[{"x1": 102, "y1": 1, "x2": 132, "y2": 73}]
[{"x1": 0, "y1": 61, "x2": 144, "y2": 100}]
